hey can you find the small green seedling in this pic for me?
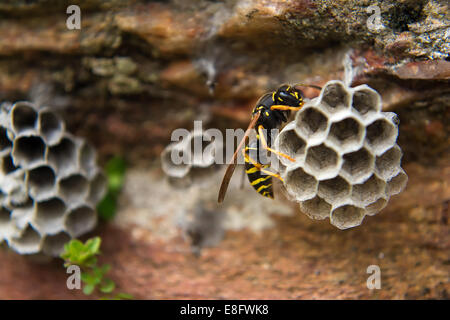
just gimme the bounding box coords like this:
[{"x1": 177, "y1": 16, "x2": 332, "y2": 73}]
[
  {"x1": 97, "y1": 156, "x2": 127, "y2": 220},
  {"x1": 61, "y1": 237, "x2": 132, "y2": 299}
]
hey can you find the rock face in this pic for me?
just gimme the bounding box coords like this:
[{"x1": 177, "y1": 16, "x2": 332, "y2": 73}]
[
  {"x1": 0, "y1": 0, "x2": 448, "y2": 300},
  {"x1": 0, "y1": 101, "x2": 106, "y2": 256},
  {"x1": 275, "y1": 80, "x2": 407, "y2": 229},
  {"x1": 0, "y1": 0, "x2": 447, "y2": 164}
]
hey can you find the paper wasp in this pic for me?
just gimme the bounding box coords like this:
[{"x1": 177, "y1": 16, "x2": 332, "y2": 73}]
[{"x1": 217, "y1": 84, "x2": 321, "y2": 203}]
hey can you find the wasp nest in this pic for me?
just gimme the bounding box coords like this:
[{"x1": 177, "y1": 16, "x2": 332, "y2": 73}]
[
  {"x1": 0, "y1": 101, "x2": 106, "y2": 256},
  {"x1": 161, "y1": 129, "x2": 222, "y2": 186},
  {"x1": 275, "y1": 80, "x2": 407, "y2": 229}
]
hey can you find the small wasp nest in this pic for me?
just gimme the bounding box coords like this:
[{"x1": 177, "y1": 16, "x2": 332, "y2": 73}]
[
  {"x1": 161, "y1": 130, "x2": 222, "y2": 186},
  {"x1": 0, "y1": 101, "x2": 106, "y2": 256},
  {"x1": 275, "y1": 80, "x2": 407, "y2": 229}
]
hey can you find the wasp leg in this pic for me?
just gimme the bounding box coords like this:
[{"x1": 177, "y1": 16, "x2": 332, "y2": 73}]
[
  {"x1": 243, "y1": 148, "x2": 284, "y2": 182},
  {"x1": 257, "y1": 125, "x2": 295, "y2": 162},
  {"x1": 270, "y1": 105, "x2": 303, "y2": 111}
]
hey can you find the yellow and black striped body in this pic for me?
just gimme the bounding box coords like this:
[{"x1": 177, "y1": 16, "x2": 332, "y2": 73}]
[
  {"x1": 243, "y1": 85, "x2": 305, "y2": 199},
  {"x1": 244, "y1": 139, "x2": 274, "y2": 199}
]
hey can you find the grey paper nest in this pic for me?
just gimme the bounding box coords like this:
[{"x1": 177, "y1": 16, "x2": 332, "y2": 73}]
[
  {"x1": 275, "y1": 80, "x2": 407, "y2": 229},
  {"x1": 0, "y1": 101, "x2": 106, "y2": 256},
  {"x1": 161, "y1": 129, "x2": 222, "y2": 186}
]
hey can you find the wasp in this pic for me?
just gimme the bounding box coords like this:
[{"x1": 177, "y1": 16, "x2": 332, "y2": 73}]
[{"x1": 218, "y1": 84, "x2": 321, "y2": 203}]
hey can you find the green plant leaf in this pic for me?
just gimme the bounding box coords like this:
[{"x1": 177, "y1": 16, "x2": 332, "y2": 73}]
[
  {"x1": 97, "y1": 156, "x2": 126, "y2": 220},
  {"x1": 81, "y1": 272, "x2": 98, "y2": 285},
  {"x1": 83, "y1": 283, "x2": 95, "y2": 295},
  {"x1": 100, "y1": 279, "x2": 115, "y2": 293},
  {"x1": 85, "y1": 237, "x2": 101, "y2": 255},
  {"x1": 93, "y1": 264, "x2": 110, "y2": 278},
  {"x1": 97, "y1": 193, "x2": 117, "y2": 220},
  {"x1": 115, "y1": 293, "x2": 134, "y2": 300},
  {"x1": 105, "y1": 157, "x2": 126, "y2": 193}
]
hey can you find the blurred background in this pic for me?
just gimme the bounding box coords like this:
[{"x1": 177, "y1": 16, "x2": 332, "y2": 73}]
[{"x1": 0, "y1": 0, "x2": 448, "y2": 299}]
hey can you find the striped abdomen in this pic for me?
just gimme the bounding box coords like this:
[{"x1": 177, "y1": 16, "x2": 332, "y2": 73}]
[{"x1": 243, "y1": 140, "x2": 274, "y2": 199}]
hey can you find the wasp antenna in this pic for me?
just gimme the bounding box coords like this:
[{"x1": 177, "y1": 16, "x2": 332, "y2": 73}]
[{"x1": 294, "y1": 83, "x2": 322, "y2": 91}]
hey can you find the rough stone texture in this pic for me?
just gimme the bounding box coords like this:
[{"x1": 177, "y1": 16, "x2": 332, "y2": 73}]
[
  {"x1": 0, "y1": 160, "x2": 448, "y2": 299},
  {"x1": 0, "y1": 0, "x2": 448, "y2": 299},
  {"x1": 0, "y1": 0, "x2": 448, "y2": 164}
]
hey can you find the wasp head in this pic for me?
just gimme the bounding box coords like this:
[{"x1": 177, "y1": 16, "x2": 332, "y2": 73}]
[{"x1": 273, "y1": 85, "x2": 303, "y2": 107}]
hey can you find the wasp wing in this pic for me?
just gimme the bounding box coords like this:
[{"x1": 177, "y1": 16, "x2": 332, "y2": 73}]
[{"x1": 217, "y1": 112, "x2": 260, "y2": 203}]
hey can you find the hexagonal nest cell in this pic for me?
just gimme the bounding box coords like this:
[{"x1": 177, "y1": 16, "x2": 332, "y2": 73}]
[
  {"x1": 10, "y1": 102, "x2": 38, "y2": 135},
  {"x1": 0, "y1": 101, "x2": 106, "y2": 256},
  {"x1": 375, "y1": 145, "x2": 402, "y2": 180},
  {"x1": 365, "y1": 118, "x2": 397, "y2": 155},
  {"x1": 304, "y1": 144, "x2": 340, "y2": 179},
  {"x1": 340, "y1": 148, "x2": 374, "y2": 184},
  {"x1": 284, "y1": 166, "x2": 318, "y2": 201},
  {"x1": 351, "y1": 175, "x2": 386, "y2": 207},
  {"x1": 275, "y1": 122, "x2": 306, "y2": 165},
  {"x1": 320, "y1": 81, "x2": 350, "y2": 114},
  {"x1": 299, "y1": 196, "x2": 331, "y2": 220},
  {"x1": 12, "y1": 136, "x2": 46, "y2": 168},
  {"x1": 330, "y1": 204, "x2": 365, "y2": 229},
  {"x1": 273, "y1": 80, "x2": 407, "y2": 229},
  {"x1": 161, "y1": 129, "x2": 223, "y2": 186},
  {"x1": 318, "y1": 176, "x2": 350, "y2": 204},
  {"x1": 327, "y1": 117, "x2": 364, "y2": 152},
  {"x1": 295, "y1": 107, "x2": 329, "y2": 142},
  {"x1": 351, "y1": 86, "x2": 381, "y2": 120},
  {"x1": 0, "y1": 127, "x2": 12, "y2": 152}
]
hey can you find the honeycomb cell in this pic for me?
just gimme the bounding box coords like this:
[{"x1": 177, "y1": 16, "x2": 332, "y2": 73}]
[
  {"x1": 161, "y1": 142, "x2": 191, "y2": 178},
  {"x1": 300, "y1": 196, "x2": 332, "y2": 220},
  {"x1": 318, "y1": 176, "x2": 351, "y2": 204},
  {"x1": 38, "y1": 109, "x2": 64, "y2": 146},
  {"x1": 351, "y1": 175, "x2": 386, "y2": 207},
  {"x1": 365, "y1": 118, "x2": 397, "y2": 155},
  {"x1": 284, "y1": 166, "x2": 318, "y2": 201},
  {"x1": 47, "y1": 137, "x2": 78, "y2": 177},
  {"x1": 79, "y1": 142, "x2": 96, "y2": 177},
  {"x1": 65, "y1": 205, "x2": 96, "y2": 237},
  {"x1": 1, "y1": 154, "x2": 19, "y2": 175},
  {"x1": 304, "y1": 144, "x2": 340, "y2": 180},
  {"x1": 295, "y1": 107, "x2": 328, "y2": 143},
  {"x1": 375, "y1": 145, "x2": 402, "y2": 180},
  {"x1": 5, "y1": 173, "x2": 28, "y2": 207},
  {"x1": 351, "y1": 86, "x2": 381, "y2": 120},
  {"x1": 88, "y1": 172, "x2": 107, "y2": 204},
  {"x1": 340, "y1": 148, "x2": 374, "y2": 184},
  {"x1": 58, "y1": 174, "x2": 89, "y2": 204},
  {"x1": 0, "y1": 207, "x2": 12, "y2": 237},
  {"x1": 320, "y1": 81, "x2": 350, "y2": 114},
  {"x1": 12, "y1": 136, "x2": 46, "y2": 168},
  {"x1": 27, "y1": 166, "x2": 56, "y2": 201},
  {"x1": 366, "y1": 198, "x2": 388, "y2": 216},
  {"x1": 189, "y1": 132, "x2": 215, "y2": 168},
  {"x1": 276, "y1": 122, "x2": 306, "y2": 164},
  {"x1": 42, "y1": 232, "x2": 71, "y2": 257},
  {"x1": 386, "y1": 169, "x2": 408, "y2": 196},
  {"x1": 330, "y1": 204, "x2": 365, "y2": 229},
  {"x1": 11, "y1": 200, "x2": 34, "y2": 230},
  {"x1": 327, "y1": 117, "x2": 364, "y2": 152},
  {"x1": 11, "y1": 102, "x2": 38, "y2": 135},
  {"x1": 0, "y1": 127, "x2": 12, "y2": 152},
  {"x1": 8, "y1": 224, "x2": 42, "y2": 255},
  {"x1": 34, "y1": 198, "x2": 66, "y2": 234}
]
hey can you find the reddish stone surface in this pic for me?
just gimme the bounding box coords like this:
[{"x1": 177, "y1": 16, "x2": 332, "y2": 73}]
[{"x1": 0, "y1": 160, "x2": 448, "y2": 300}]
